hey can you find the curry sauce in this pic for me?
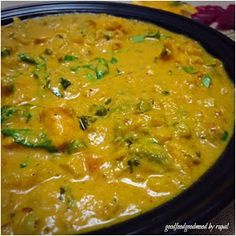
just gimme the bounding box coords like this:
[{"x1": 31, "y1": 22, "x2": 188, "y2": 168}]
[{"x1": 1, "y1": 14, "x2": 234, "y2": 234}]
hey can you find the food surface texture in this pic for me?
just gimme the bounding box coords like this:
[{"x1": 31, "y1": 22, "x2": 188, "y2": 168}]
[{"x1": 1, "y1": 14, "x2": 234, "y2": 234}]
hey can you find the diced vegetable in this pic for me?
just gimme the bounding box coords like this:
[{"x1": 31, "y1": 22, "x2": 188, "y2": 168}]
[
  {"x1": 136, "y1": 99, "x2": 153, "y2": 113},
  {"x1": 60, "y1": 78, "x2": 71, "y2": 90},
  {"x1": 129, "y1": 139, "x2": 169, "y2": 165},
  {"x1": 201, "y1": 74, "x2": 212, "y2": 88},
  {"x1": 174, "y1": 122, "x2": 191, "y2": 138},
  {"x1": 1, "y1": 48, "x2": 11, "y2": 57},
  {"x1": 182, "y1": 66, "x2": 198, "y2": 74},
  {"x1": 65, "y1": 140, "x2": 86, "y2": 154},
  {"x1": 2, "y1": 128, "x2": 57, "y2": 152},
  {"x1": 18, "y1": 53, "x2": 37, "y2": 64},
  {"x1": 221, "y1": 130, "x2": 229, "y2": 141}
]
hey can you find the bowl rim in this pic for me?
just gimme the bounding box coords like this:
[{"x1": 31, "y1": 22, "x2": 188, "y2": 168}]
[{"x1": 1, "y1": 1, "x2": 235, "y2": 234}]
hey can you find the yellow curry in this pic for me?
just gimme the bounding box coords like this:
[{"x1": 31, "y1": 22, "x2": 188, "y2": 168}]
[{"x1": 1, "y1": 14, "x2": 234, "y2": 234}]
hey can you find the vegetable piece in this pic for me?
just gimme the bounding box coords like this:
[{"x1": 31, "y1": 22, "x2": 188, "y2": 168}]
[
  {"x1": 90, "y1": 104, "x2": 109, "y2": 116},
  {"x1": 44, "y1": 48, "x2": 53, "y2": 55},
  {"x1": 175, "y1": 122, "x2": 191, "y2": 138},
  {"x1": 65, "y1": 140, "x2": 86, "y2": 154},
  {"x1": 20, "y1": 162, "x2": 27, "y2": 168},
  {"x1": 1, "y1": 48, "x2": 11, "y2": 57},
  {"x1": 201, "y1": 74, "x2": 212, "y2": 88},
  {"x1": 63, "y1": 55, "x2": 78, "y2": 61},
  {"x1": 105, "y1": 98, "x2": 112, "y2": 105},
  {"x1": 78, "y1": 116, "x2": 97, "y2": 131},
  {"x1": 18, "y1": 53, "x2": 37, "y2": 64},
  {"x1": 87, "y1": 73, "x2": 96, "y2": 80},
  {"x1": 131, "y1": 31, "x2": 160, "y2": 43},
  {"x1": 127, "y1": 159, "x2": 140, "y2": 173},
  {"x1": 129, "y1": 139, "x2": 169, "y2": 165},
  {"x1": 136, "y1": 99, "x2": 153, "y2": 113},
  {"x1": 161, "y1": 90, "x2": 170, "y2": 96},
  {"x1": 221, "y1": 130, "x2": 229, "y2": 141},
  {"x1": 95, "y1": 105, "x2": 108, "y2": 116},
  {"x1": 131, "y1": 35, "x2": 145, "y2": 43},
  {"x1": 60, "y1": 78, "x2": 71, "y2": 90},
  {"x1": 2, "y1": 128, "x2": 57, "y2": 152},
  {"x1": 182, "y1": 66, "x2": 198, "y2": 74},
  {"x1": 1, "y1": 106, "x2": 17, "y2": 123},
  {"x1": 110, "y1": 57, "x2": 118, "y2": 64},
  {"x1": 1, "y1": 105, "x2": 32, "y2": 123},
  {"x1": 146, "y1": 31, "x2": 161, "y2": 39}
]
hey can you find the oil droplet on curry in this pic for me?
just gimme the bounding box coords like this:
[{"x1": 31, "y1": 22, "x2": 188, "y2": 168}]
[{"x1": 1, "y1": 14, "x2": 234, "y2": 234}]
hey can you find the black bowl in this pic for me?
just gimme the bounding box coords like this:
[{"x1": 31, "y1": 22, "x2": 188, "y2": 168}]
[{"x1": 1, "y1": 2, "x2": 235, "y2": 234}]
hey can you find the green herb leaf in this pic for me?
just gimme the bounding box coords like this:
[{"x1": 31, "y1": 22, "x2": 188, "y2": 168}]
[
  {"x1": 95, "y1": 58, "x2": 109, "y2": 79},
  {"x1": 183, "y1": 66, "x2": 198, "y2": 74},
  {"x1": 1, "y1": 106, "x2": 17, "y2": 123},
  {"x1": 201, "y1": 75, "x2": 212, "y2": 88},
  {"x1": 86, "y1": 73, "x2": 96, "y2": 80},
  {"x1": 131, "y1": 35, "x2": 145, "y2": 43},
  {"x1": 90, "y1": 105, "x2": 108, "y2": 116},
  {"x1": 2, "y1": 128, "x2": 57, "y2": 152},
  {"x1": 20, "y1": 162, "x2": 27, "y2": 168},
  {"x1": 64, "y1": 55, "x2": 77, "y2": 62},
  {"x1": 78, "y1": 116, "x2": 97, "y2": 131},
  {"x1": 18, "y1": 53, "x2": 37, "y2": 64},
  {"x1": 1, "y1": 48, "x2": 11, "y2": 57},
  {"x1": 66, "y1": 140, "x2": 86, "y2": 154},
  {"x1": 105, "y1": 98, "x2": 112, "y2": 105},
  {"x1": 110, "y1": 57, "x2": 118, "y2": 64},
  {"x1": 23, "y1": 111, "x2": 32, "y2": 123},
  {"x1": 221, "y1": 130, "x2": 229, "y2": 141},
  {"x1": 60, "y1": 78, "x2": 71, "y2": 90}
]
